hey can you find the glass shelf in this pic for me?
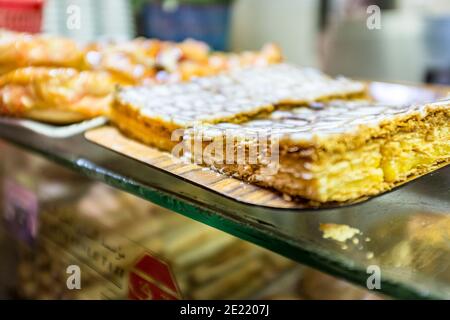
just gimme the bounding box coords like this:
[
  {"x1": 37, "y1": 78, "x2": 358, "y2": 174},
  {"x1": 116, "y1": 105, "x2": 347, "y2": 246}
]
[{"x1": 0, "y1": 122, "x2": 449, "y2": 300}]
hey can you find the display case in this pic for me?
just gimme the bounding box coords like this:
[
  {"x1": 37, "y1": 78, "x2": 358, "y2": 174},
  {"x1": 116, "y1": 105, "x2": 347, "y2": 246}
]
[
  {"x1": 0, "y1": 142, "x2": 385, "y2": 300},
  {"x1": 1, "y1": 0, "x2": 449, "y2": 302},
  {"x1": 0, "y1": 112, "x2": 448, "y2": 299}
]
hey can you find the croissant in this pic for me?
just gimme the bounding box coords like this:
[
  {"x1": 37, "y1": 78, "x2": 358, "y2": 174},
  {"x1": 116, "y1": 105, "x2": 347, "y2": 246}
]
[{"x1": 0, "y1": 67, "x2": 115, "y2": 123}]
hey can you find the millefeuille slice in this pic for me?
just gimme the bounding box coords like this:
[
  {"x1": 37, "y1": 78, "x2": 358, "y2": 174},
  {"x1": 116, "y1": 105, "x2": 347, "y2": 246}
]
[
  {"x1": 111, "y1": 64, "x2": 366, "y2": 151},
  {"x1": 183, "y1": 99, "x2": 450, "y2": 203}
]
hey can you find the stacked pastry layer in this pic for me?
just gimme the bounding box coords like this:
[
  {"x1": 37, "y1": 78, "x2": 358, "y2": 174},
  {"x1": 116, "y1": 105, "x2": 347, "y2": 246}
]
[
  {"x1": 183, "y1": 99, "x2": 450, "y2": 202},
  {"x1": 112, "y1": 64, "x2": 366, "y2": 151},
  {"x1": 112, "y1": 64, "x2": 449, "y2": 202}
]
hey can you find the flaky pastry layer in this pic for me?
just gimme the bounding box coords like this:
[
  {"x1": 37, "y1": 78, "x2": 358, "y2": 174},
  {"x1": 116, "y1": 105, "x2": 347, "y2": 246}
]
[
  {"x1": 0, "y1": 67, "x2": 115, "y2": 123},
  {"x1": 184, "y1": 101, "x2": 450, "y2": 202}
]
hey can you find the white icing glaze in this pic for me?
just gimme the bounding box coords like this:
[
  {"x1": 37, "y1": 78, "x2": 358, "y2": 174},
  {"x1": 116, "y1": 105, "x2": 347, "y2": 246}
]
[
  {"x1": 186, "y1": 99, "x2": 449, "y2": 143},
  {"x1": 118, "y1": 63, "x2": 365, "y2": 126}
]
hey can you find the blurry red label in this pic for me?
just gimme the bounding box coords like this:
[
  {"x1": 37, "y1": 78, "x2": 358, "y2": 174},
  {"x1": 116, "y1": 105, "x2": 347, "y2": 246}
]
[{"x1": 128, "y1": 253, "x2": 181, "y2": 300}]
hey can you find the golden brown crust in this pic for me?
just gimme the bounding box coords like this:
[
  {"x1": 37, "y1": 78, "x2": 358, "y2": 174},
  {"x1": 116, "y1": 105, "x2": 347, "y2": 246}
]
[
  {"x1": 112, "y1": 64, "x2": 366, "y2": 151},
  {"x1": 110, "y1": 100, "x2": 182, "y2": 151},
  {"x1": 0, "y1": 67, "x2": 115, "y2": 122},
  {"x1": 84, "y1": 39, "x2": 283, "y2": 85}
]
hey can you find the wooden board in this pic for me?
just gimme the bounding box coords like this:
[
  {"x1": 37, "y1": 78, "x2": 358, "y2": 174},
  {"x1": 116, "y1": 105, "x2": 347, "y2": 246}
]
[
  {"x1": 85, "y1": 126, "x2": 319, "y2": 209},
  {"x1": 85, "y1": 125, "x2": 449, "y2": 209}
]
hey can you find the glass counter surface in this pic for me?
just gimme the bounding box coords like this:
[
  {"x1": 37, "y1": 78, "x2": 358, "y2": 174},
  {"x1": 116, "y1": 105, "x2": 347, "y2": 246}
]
[{"x1": 0, "y1": 123, "x2": 449, "y2": 300}]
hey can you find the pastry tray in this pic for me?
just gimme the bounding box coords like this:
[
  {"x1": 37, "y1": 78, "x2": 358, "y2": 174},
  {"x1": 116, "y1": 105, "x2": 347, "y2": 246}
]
[
  {"x1": 84, "y1": 81, "x2": 450, "y2": 209},
  {"x1": 85, "y1": 126, "x2": 449, "y2": 209}
]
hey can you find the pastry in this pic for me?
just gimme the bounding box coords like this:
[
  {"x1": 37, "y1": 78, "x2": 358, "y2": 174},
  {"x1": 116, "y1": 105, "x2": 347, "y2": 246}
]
[
  {"x1": 112, "y1": 64, "x2": 366, "y2": 151},
  {"x1": 184, "y1": 99, "x2": 450, "y2": 202},
  {"x1": 0, "y1": 30, "x2": 84, "y2": 74},
  {"x1": 84, "y1": 39, "x2": 282, "y2": 85},
  {"x1": 0, "y1": 67, "x2": 115, "y2": 123},
  {"x1": 0, "y1": 30, "x2": 282, "y2": 123}
]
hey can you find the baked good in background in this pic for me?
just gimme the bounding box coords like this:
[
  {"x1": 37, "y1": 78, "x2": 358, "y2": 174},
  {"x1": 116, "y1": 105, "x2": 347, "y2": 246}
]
[
  {"x1": 0, "y1": 30, "x2": 282, "y2": 123},
  {"x1": 84, "y1": 39, "x2": 282, "y2": 85},
  {"x1": 0, "y1": 67, "x2": 115, "y2": 123},
  {"x1": 0, "y1": 30, "x2": 84, "y2": 74}
]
